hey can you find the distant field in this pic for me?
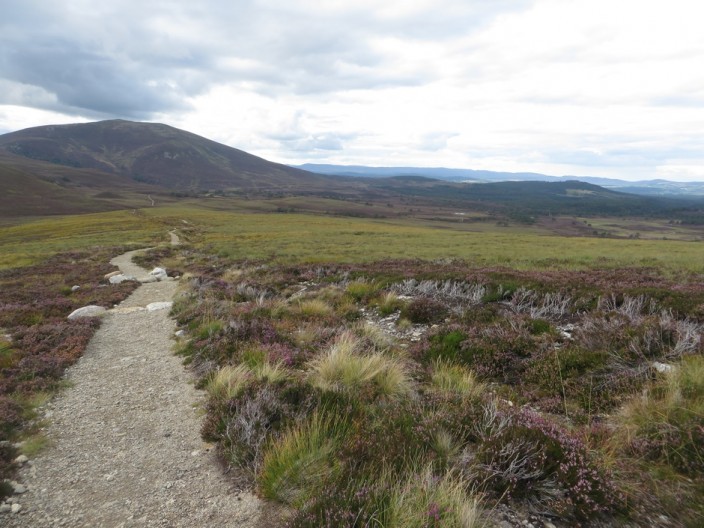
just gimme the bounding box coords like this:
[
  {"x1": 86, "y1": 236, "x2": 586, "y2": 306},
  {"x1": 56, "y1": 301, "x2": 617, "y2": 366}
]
[
  {"x1": 140, "y1": 205, "x2": 704, "y2": 273},
  {"x1": 2, "y1": 204, "x2": 703, "y2": 274},
  {"x1": 0, "y1": 210, "x2": 166, "y2": 269}
]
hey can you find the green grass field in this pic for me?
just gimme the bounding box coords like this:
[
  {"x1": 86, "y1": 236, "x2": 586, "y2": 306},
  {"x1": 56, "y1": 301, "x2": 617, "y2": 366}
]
[
  {"x1": 0, "y1": 210, "x2": 166, "y2": 269},
  {"x1": 3, "y1": 204, "x2": 703, "y2": 273}
]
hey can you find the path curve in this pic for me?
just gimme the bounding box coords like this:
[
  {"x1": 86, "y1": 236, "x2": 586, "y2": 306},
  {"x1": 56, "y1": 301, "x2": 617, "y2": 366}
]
[{"x1": 7, "y1": 246, "x2": 268, "y2": 527}]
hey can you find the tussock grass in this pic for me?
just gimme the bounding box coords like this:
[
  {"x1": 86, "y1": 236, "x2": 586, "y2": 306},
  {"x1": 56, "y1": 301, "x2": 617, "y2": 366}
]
[
  {"x1": 355, "y1": 322, "x2": 395, "y2": 354},
  {"x1": 252, "y1": 361, "x2": 288, "y2": 384},
  {"x1": 614, "y1": 355, "x2": 704, "y2": 479},
  {"x1": 386, "y1": 465, "x2": 480, "y2": 528},
  {"x1": 308, "y1": 333, "x2": 412, "y2": 399},
  {"x1": 296, "y1": 298, "x2": 334, "y2": 318},
  {"x1": 430, "y1": 359, "x2": 484, "y2": 399},
  {"x1": 258, "y1": 411, "x2": 348, "y2": 506},
  {"x1": 377, "y1": 291, "x2": 404, "y2": 316},
  {"x1": 206, "y1": 365, "x2": 252, "y2": 401}
]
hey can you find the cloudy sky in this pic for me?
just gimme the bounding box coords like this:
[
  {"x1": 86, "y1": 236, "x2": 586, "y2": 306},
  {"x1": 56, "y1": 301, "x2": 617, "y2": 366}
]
[{"x1": 1, "y1": 0, "x2": 703, "y2": 181}]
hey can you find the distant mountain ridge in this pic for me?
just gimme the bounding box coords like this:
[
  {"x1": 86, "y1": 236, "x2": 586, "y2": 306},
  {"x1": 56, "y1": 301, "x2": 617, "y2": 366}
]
[{"x1": 296, "y1": 163, "x2": 704, "y2": 197}]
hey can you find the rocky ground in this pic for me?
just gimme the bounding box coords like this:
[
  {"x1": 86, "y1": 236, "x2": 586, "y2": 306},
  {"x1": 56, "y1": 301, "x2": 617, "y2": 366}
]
[{"x1": 3, "y1": 246, "x2": 274, "y2": 527}]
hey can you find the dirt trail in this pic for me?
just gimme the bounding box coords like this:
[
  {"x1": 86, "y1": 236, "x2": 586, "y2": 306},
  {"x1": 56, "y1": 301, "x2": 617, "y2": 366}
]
[{"x1": 7, "y1": 246, "x2": 268, "y2": 527}]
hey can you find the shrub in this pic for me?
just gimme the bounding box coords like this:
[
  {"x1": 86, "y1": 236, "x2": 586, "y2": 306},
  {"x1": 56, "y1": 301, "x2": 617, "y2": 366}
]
[
  {"x1": 258, "y1": 411, "x2": 348, "y2": 506},
  {"x1": 202, "y1": 380, "x2": 318, "y2": 476},
  {"x1": 463, "y1": 402, "x2": 620, "y2": 519},
  {"x1": 422, "y1": 329, "x2": 467, "y2": 364},
  {"x1": 401, "y1": 297, "x2": 448, "y2": 324}
]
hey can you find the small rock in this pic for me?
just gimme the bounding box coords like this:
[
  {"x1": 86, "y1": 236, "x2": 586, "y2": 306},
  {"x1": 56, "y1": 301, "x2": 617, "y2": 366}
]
[
  {"x1": 146, "y1": 302, "x2": 173, "y2": 312},
  {"x1": 71, "y1": 285, "x2": 81, "y2": 292},
  {"x1": 174, "y1": 330, "x2": 186, "y2": 338},
  {"x1": 139, "y1": 276, "x2": 158, "y2": 284},
  {"x1": 10, "y1": 481, "x2": 26, "y2": 494},
  {"x1": 652, "y1": 361, "x2": 674, "y2": 373},
  {"x1": 67, "y1": 305, "x2": 106, "y2": 320},
  {"x1": 13, "y1": 454, "x2": 28, "y2": 465},
  {"x1": 104, "y1": 270, "x2": 122, "y2": 279},
  {"x1": 544, "y1": 523, "x2": 557, "y2": 528},
  {"x1": 149, "y1": 267, "x2": 168, "y2": 281},
  {"x1": 11, "y1": 503, "x2": 21, "y2": 514},
  {"x1": 0, "y1": 503, "x2": 11, "y2": 513}
]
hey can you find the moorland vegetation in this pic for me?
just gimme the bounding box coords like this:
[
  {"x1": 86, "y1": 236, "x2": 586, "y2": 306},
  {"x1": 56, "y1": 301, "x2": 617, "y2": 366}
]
[
  {"x1": 1, "y1": 120, "x2": 703, "y2": 525},
  {"x1": 1, "y1": 202, "x2": 703, "y2": 526}
]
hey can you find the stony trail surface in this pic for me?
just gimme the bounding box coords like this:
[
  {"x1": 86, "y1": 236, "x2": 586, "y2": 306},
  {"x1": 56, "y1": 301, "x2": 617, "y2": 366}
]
[{"x1": 6, "y1": 248, "x2": 271, "y2": 527}]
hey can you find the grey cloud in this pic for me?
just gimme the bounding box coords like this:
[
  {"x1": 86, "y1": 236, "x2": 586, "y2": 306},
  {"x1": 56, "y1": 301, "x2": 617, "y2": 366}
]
[{"x1": 0, "y1": 0, "x2": 529, "y2": 118}]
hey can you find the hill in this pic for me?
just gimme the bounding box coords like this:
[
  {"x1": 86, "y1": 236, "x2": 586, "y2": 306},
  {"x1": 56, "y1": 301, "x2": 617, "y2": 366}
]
[
  {"x1": 0, "y1": 120, "x2": 329, "y2": 192},
  {"x1": 297, "y1": 163, "x2": 704, "y2": 196}
]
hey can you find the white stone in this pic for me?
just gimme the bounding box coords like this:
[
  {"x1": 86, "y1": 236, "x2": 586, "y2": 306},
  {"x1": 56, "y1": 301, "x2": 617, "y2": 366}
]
[
  {"x1": 652, "y1": 361, "x2": 674, "y2": 373},
  {"x1": 146, "y1": 302, "x2": 173, "y2": 312},
  {"x1": 67, "y1": 305, "x2": 106, "y2": 320},
  {"x1": 104, "y1": 270, "x2": 122, "y2": 279},
  {"x1": 149, "y1": 267, "x2": 168, "y2": 281},
  {"x1": 11, "y1": 503, "x2": 21, "y2": 513},
  {"x1": 13, "y1": 454, "x2": 28, "y2": 465},
  {"x1": 174, "y1": 330, "x2": 186, "y2": 338},
  {"x1": 0, "y1": 503, "x2": 10, "y2": 513},
  {"x1": 139, "y1": 276, "x2": 158, "y2": 284},
  {"x1": 109, "y1": 274, "x2": 136, "y2": 284},
  {"x1": 71, "y1": 285, "x2": 81, "y2": 292}
]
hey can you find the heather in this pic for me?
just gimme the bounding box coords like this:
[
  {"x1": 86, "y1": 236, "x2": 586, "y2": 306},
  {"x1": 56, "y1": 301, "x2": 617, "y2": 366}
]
[
  {"x1": 170, "y1": 257, "x2": 704, "y2": 526},
  {"x1": 0, "y1": 248, "x2": 140, "y2": 494}
]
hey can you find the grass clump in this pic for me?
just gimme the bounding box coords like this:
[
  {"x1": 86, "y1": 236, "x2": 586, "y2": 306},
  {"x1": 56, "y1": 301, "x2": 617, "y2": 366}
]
[
  {"x1": 617, "y1": 355, "x2": 704, "y2": 476},
  {"x1": 345, "y1": 279, "x2": 380, "y2": 302},
  {"x1": 430, "y1": 359, "x2": 484, "y2": 399},
  {"x1": 258, "y1": 410, "x2": 348, "y2": 506},
  {"x1": 376, "y1": 291, "x2": 404, "y2": 316},
  {"x1": 387, "y1": 466, "x2": 480, "y2": 528},
  {"x1": 206, "y1": 364, "x2": 252, "y2": 401},
  {"x1": 295, "y1": 299, "x2": 334, "y2": 318},
  {"x1": 308, "y1": 334, "x2": 412, "y2": 400}
]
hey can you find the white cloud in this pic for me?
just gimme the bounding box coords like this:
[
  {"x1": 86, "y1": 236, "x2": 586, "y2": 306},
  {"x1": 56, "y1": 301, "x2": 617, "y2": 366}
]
[{"x1": 1, "y1": 0, "x2": 703, "y2": 181}]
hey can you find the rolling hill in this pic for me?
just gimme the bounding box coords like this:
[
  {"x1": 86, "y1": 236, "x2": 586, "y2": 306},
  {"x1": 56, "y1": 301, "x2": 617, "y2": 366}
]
[
  {"x1": 297, "y1": 163, "x2": 704, "y2": 197},
  {"x1": 0, "y1": 120, "x2": 330, "y2": 192},
  {"x1": 1, "y1": 120, "x2": 702, "y2": 223}
]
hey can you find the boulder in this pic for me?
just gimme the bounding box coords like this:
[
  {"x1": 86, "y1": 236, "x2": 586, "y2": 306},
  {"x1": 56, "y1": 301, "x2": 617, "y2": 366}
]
[
  {"x1": 149, "y1": 267, "x2": 168, "y2": 281},
  {"x1": 146, "y1": 302, "x2": 173, "y2": 312},
  {"x1": 67, "y1": 305, "x2": 106, "y2": 320}
]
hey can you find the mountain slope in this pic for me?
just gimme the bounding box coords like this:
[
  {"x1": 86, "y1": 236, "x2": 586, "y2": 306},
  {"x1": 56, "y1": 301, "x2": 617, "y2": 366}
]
[{"x1": 0, "y1": 120, "x2": 328, "y2": 192}]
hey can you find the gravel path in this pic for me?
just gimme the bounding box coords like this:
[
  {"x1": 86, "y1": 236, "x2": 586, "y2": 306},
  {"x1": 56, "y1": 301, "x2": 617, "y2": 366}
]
[{"x1": 6, "y1": 248, "x2": 272, "y2": 527}]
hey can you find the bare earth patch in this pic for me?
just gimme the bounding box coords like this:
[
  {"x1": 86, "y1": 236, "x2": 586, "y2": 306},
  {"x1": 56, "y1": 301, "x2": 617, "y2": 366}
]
[{"x1": 6, "y1": 250, "x2": 271, "y2": 527}]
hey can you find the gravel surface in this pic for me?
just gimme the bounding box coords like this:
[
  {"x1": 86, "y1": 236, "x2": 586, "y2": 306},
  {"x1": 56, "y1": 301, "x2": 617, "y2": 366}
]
[{"x1": 5, "y1": 248, "x2": 275, "y2": 527}]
